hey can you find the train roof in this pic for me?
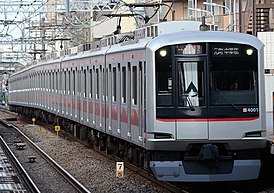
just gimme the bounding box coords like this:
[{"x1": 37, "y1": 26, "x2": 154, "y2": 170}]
[{"x1": 147, "y1": 30, "x2": 264, "y2": 51}]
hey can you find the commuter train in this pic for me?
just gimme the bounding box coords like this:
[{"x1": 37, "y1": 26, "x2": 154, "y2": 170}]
[{"x1": 8, "y1": 20, "x2": 267, "y2": 182}]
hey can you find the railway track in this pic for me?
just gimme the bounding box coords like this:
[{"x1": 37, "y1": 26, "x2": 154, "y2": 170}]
[
  {"x1": 8, "y1": 122, "x2": 91, "y2": 193},
  {"x1": 0, "y1": 135, "x2": 40, "y2": 192},
  {"x1": 0, "y1": 114, "x2": 91, "y2": 193}
]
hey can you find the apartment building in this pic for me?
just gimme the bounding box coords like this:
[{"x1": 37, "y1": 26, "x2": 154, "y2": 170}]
[{"x1": 159, "y1": 0, "x2": 274, "y2": 35}]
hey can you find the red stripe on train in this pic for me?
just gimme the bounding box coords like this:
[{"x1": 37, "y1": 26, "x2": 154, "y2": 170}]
[{"x1": 156, "y1": 116, "x2": 259, "y2": 122}]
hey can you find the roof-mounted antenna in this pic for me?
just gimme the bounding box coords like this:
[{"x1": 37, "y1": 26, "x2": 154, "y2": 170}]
[{"x1": 199, "y1": 16, "x2": 209, "y2": 31}]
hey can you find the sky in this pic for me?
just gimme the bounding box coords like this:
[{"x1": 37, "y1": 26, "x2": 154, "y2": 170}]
[{"x1": 0, "y1": 0, "x2": 53, "y2": 64}]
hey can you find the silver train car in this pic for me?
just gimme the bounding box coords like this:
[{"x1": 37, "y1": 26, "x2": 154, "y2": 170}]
[{"x1": 8, "y1": 21, "x2": 266, "y2": 182}]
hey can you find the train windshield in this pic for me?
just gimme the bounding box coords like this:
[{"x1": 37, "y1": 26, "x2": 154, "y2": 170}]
[
  {"x1": 155, "y1": 43, "x2": 258, "y2": 118},
  {"x1": 209, "y1": 43, "x2": 258, "y2": 105}
]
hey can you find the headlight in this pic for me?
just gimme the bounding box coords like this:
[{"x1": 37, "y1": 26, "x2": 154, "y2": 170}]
[
  {"x1": 159, "y1": 49, "x2": 167, "y2": 57},
  {"x1": 246, "y1": 48, "x2": 253, "y2": 56}
]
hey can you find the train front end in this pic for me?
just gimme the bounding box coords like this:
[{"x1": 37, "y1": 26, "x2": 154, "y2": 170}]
[{"x1": 145, "y1": 31, "x2": 266, "y2": 182}]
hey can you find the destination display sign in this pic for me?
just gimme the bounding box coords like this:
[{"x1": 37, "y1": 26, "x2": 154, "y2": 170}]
[
  {"x1": 175, "y1": 43, "x2": 205, "y2": 55},
  {"x1": 212, "y1": 46, "x2": 240, "y2": 57}
]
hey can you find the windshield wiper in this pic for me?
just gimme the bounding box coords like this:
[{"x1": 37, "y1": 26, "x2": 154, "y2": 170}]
[
  {"x1": 215, "y1": 89, "x2": 240, "y2": 110},
  {"x1": 182, "y1": 94, "x2": 197, "y2": 111}
]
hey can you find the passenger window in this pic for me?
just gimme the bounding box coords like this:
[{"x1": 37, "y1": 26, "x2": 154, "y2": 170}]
[
  {"x1": 96, "y1": 68, "x2": 99, "y2": 100},
  {"x1": 64, "y1": 71, "x2": 67, "y2": 94},
  {"x1": 89, "y1": 69, "x2": 93, "y2": 99},
  {"x1": 73, "y1": 69, "x2": 76, "y2": 96},
  {"x1": 132, "y1": 66, "x2": 137, "y2": 105},
  {"x1": 68, "y1": 70, "x2": 71, "y2": 95},
  {"x1": 106, "y1": 68, "x2": 108, "y2": 101},
  {"x1": 56, "y1": 71, "x2": 58, "y2": 93},
  {"x1": 84, "y1": 69, "x2": 87, "y2": 98},
  {"x1": 122, "y1": 66, "x2": 126, "y2": 103},
  {"x1": 113, "y1": 67, "x2": 117, "y2": 102}
]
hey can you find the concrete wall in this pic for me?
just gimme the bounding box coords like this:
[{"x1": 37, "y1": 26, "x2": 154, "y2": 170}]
[{"x1": 258, "y1": 32, "x2": 274, "y2": 70}]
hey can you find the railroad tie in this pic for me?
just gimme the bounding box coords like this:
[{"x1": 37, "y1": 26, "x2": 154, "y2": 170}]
[
  {"x1": 28, "y1": 156, "x2": 36, "y2": 163},
  {"x1": 16, "y1": 143, "x2": 26, "y2": 150}
]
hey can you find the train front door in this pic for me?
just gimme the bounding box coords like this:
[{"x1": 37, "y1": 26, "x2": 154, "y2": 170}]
[{"x1": 175, "y1": 58, "x2": 208, "y2": 140}]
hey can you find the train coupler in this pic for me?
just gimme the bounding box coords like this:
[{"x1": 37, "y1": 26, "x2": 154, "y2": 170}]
[{"x1": 199, "y1": 144, "x2": 219, "y2": 161}]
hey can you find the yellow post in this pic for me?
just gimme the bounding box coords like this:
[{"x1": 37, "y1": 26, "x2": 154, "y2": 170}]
[
  {"x1": 32, "y1": 118, "x2": 36, "y2": 125},
  {"x1": 54, "y1": 126, "x2": 60, "y2": 140}
]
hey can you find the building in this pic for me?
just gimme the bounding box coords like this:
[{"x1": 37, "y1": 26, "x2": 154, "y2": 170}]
[{"x1": 159, "y1": 0, "x2": 274, "y2": 35}]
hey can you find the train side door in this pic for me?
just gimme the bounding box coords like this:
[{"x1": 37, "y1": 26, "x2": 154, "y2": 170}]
[
  {"x1": 76, "y1": 67, "x2": 81, "y2": 121},
  {"x1": 70, "y1": 67, "x2": 76, "y2": 120},
  {"x1": 100, "y1": 65, "x2": 104, "y2": 131},
  {"x1": 80, "y1": 67, "x2": 85, "y2": 124},
  {"x1": 72, "y1": 67, "x2": 78, "y2": 121},
  {"x1": 175, "y1": 58, "x2": 208, "y2": 140},
  {"x1": 106, "y1": 65, "x2": 112, "y2": 134},
  {"x1": 94, "y1": 65, "x2": 103, "y2": 131}
]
